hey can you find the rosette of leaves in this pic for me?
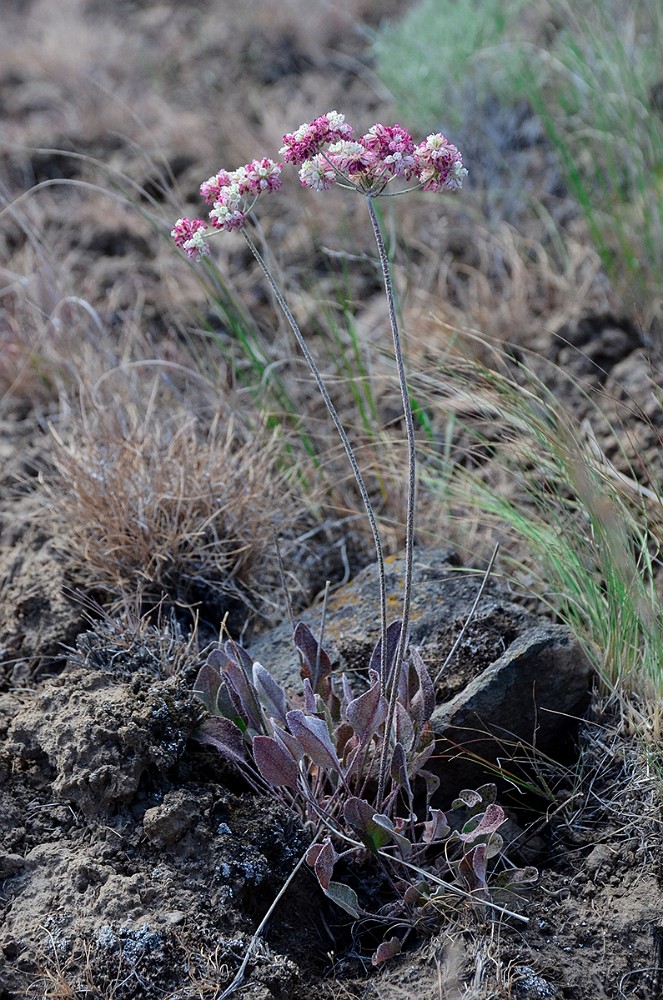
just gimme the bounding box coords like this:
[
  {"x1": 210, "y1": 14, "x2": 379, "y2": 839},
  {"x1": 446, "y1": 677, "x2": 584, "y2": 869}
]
[{"x1": 193, "y1": 620, "x2": 536, "y2": 963}]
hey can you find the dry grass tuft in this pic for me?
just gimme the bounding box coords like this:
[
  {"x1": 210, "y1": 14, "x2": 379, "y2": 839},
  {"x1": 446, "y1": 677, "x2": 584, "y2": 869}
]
[{"x1": 44, "y1": 395, "x2": 297, "y2": 623}]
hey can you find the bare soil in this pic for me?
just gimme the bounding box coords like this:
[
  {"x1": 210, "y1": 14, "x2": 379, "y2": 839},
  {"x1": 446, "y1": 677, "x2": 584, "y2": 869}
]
[{"x1": 1, "y1": 1, "x2": 662, "y2": 998}]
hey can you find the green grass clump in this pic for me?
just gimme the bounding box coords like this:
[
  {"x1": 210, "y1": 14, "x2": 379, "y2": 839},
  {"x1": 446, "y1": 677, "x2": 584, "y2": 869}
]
[
  {"x1": 374, "y1": 0, "x2": 663, "y2": 324},
  {"x1": 416, "y1": 347, "x2": 663, "y2": 731}
]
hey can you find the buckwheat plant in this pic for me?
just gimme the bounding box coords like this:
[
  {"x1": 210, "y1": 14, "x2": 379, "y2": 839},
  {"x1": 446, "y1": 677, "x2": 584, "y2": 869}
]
[{"x1": 174, "y1": 113, "x2": 533, "y2": 963}]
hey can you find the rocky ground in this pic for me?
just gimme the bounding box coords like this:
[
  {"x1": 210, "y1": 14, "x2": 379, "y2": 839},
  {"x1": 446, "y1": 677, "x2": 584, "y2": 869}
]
[{"x1": 1, "y1": 1, "x2": 663, "y2": 998}]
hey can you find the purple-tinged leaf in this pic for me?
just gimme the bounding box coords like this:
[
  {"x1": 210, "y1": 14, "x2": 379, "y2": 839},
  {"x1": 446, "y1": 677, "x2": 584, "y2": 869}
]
[
  {"x1": 408, "y1": 728, "x2": 436, "y2": 778},
  {"x1": 224, "y1": 660, "x2": 263, "y2": 732},
  {"x1": 272, "y1": 724, "x2": 304, "y2": 762},
  {"x1": 420, "y1": 769, "x2": 441, "y2": 802},
  {"x1": 286, "y1": 710, "x2": 339, "y2": 772},
  {"x1": 223, "y1": 638, "x2": 253, "y2": 673},
  {"x1": 371, "y1": 937, "x2": 401, "y2": 966},
  {"x1": 341, "y1": 672, "x2": 354, "y2": 711},
  {"x1": 306, "y1": 838, "x2": 337, "y2": 891},
  {"x1": 409, "y1": 647, "x2": 436, "y2": 726},
  {"x1": 334, "y1": 721, "x2": 355, "y2": 760},
  {"x1": 207, "y1": 647, "x2": 228, "y2": 672},
  {"x1": 193, "y1": 661, "x2": 223, "y2": 714},
  {"x1": 293, "y1": 621, "x2": 332, "y2": 696},
  {"x1": 324, "y1": 881, "x2": 361, "y2": 918},
  {"x1": 303, "y1": 677, "x2": 316, "y2": 713},
  {"x1": 459, "y1": 844, "x2": 489, "y2": 897},
  {"x1": 402, "y1": 880, "x2": 428, "y2": 905},
  {"x1": 390, "y1": 741, "x2": 409, "y2": 788},
  {"x1": 459, "y1": 803, "x2": 506, "y2": 843},
  {"x1": 369, "y1": 620, "x2": 403, "y2": 681},
  {"x1": 423, "y1": 808, "x2": 450, "y2": 844},
  {"x1": 252, "y1": 662, "x2": 287, "y2": 725},
  {"x1": 252, "y1": 735, "x2": 300, "y2": 789},
  {"x1": 196, "y1": 717, "x2": 247, "y2": 766},
  {"x1": 393, "y1": 701, "x2": 415, "y2": 751},
  {"x1": 346, "y1": 670, "x2": 387, "y2": 745}
]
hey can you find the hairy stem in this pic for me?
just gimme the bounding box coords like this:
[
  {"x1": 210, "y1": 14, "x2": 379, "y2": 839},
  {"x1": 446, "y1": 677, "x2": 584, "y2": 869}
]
[
  {"x1": 242, "y1": 229, "x2": 388, "y2": 678},
  {"x1": 365, "y1": 195, "x2": 417, "y2": 804}
]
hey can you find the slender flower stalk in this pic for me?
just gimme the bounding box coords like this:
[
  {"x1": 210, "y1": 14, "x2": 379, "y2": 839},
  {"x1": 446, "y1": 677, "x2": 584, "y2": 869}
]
[
  {"x1": 240, "y1": 228, "x2": 389, "y2": 680},
  {"x1": 365, "y1": 193, "x2": 417, "y2": 803}
]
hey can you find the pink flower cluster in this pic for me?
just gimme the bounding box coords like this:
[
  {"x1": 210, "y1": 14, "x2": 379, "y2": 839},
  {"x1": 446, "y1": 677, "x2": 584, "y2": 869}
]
[
  {"x1": 282, "y1": 111, "x2": 466, "y2": 195},
  {"x1": 171, "y1": 158, "x2": 282, "y2": 260},
  {"x1": 171, "y1": 113, "x2": 466, "y2": 259},
  {"x1": 280, "y1": 111, "x2": 354, "y2": 165}
]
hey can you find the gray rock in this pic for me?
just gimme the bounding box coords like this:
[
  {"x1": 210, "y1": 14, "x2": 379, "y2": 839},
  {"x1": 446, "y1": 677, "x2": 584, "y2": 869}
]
[{"x1": 431, "y1": 624, "x2": 593, "y2": 793}]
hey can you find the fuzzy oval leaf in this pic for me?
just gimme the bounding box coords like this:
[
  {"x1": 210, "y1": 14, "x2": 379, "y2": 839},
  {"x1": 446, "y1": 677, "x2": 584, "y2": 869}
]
[
  {"x1": 346, "y1": 671, "x2": 387, "y2": 745},
  {"x1": 452, "y1": 788, "x2": 483, "y2": 810},
  {"x1": 459, "y1": 803, "x2": 506, "y2": 843},
  {"x1": 224, "y1": 660, "x2": 263, "y2": 732},
  {"x1": 394, "y1": 701, "x2": 415, "y2": 751},
  {"x1": 223, "y1": 638, "x2": 253, "y2": 672},
  {"x1": 286, "y1": 710, "x2": 339, "y2": 771},
  {"x1": 272, "y1": 724, "x2": 305, "y2": 762},
  {"x1": 252, "y1": 735, "x2": 300, "y2": 789},
  {"x1": 423, "y1": 808, "x2": 450, "y2": 844},
  {"x1": 493, "y1": 866, "x2": 538, "y2": 890},
  {"x1": 252, "y1": 662, "x2": 287, "y2": 725},
  {"x1": 369, "y1": 620, "x2": 403, "y2": 680},
  {"x1": 306, "y1": 838, "x2": 337, "y2": 891},
  {"x1": 324, "y1": 881, "x2": 361, "y2": 919},
  {"x1": 197, "y1": 717, "x2": 247, "y2": 765},
  {"x1": 459, "y1": 843, "x2": 488, "y2": 895},
  {"x1": 371, "y1": 937, "x2": 401, "y2": 966},
  {"x1": 370, "y1": 813, "x2": 412, "y2": 857},
  {"x1": 390, "y1": 741, "x2": 408, "y2": 788},
  {"x1": 294, "y1": 621, "x2": 332, "y2": 695},
  {"x1": 409, "y1": 647, "x2": 436, "y2": 725},
  {"x1": 193, "y1": 661, "x2": 223, "y2": 714}
]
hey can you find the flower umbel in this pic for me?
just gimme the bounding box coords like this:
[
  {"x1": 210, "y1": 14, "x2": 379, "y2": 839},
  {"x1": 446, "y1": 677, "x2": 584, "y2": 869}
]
[
  {"x1": 171, "y1": 217, "x2": 209, "y2": 260},
  {"x1": 171, "y1": 159, "x2": 282, "y2": 259}
]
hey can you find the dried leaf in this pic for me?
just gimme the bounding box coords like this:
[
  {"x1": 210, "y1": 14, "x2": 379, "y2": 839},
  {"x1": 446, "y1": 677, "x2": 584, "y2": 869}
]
[
  {"x1": 252, "y1": 735, "x2": 300, "y2": 789},
  {"x1": 286, "y1": 710, "x2": 339, "y2": 772},
  {"x1": 252, "y1": 662, "x2": 287, "y2": 725},
  {"x1": 371, "y1": 937, "x2": 401, "y2": 965}
]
